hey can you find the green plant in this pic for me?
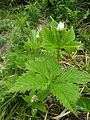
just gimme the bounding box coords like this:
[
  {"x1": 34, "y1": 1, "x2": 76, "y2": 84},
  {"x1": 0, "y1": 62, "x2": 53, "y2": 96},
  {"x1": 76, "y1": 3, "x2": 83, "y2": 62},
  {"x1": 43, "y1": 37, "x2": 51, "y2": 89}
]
[
  {"x1": 0, "y1": 2, "x2": 90, "y2": 118},
  {"x1": 25, "y1": 3, "x2": 41, "y2": 27},
  {"x1": 1, "y1": 18, "x2": 89, "y2": 119},
  {"x1": 24, "y1": 17, "x2": 81, "y2": 58},
  {"x1": 9, "y1": 56, "x2": 90, "y2": 115}
]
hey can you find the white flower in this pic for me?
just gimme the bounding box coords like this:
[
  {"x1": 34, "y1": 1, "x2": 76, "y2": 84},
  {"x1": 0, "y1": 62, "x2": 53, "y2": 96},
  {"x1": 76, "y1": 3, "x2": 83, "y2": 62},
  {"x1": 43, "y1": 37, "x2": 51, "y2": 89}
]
[
  {"x1": 36, "y1": 34, "x2": 39, "y2": 38},
  {"x1": 36, "y1": 31, "x2": 40, "y2": 38},
  {"x1": 57, "y1": 22, "x2": 64, "y2": 31},
  {"x1": 31, "y1": 95, "x2": 37, "y2": 103}
]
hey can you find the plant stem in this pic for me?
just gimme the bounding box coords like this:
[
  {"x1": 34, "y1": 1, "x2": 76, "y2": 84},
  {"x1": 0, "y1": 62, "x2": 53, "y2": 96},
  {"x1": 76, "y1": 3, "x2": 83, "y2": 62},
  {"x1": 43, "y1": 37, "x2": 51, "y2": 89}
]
[{"x1": 57, "y1": 48, "x2": 60, "y2": 61}]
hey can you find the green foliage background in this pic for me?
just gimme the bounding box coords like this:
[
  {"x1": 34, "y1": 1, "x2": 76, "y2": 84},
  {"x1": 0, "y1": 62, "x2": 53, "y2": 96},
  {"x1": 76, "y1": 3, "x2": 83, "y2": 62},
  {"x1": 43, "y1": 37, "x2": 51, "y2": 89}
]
[{"x1": 0, "y1": 0, "x2": 90, "y2": 120}]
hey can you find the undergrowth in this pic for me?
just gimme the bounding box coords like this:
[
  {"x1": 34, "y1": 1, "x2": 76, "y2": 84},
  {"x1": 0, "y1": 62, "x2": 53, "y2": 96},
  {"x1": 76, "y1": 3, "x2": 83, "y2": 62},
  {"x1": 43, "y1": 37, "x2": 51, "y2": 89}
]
[{"x1": 0, "y1": 1, "x2": 90, "y2": 120}]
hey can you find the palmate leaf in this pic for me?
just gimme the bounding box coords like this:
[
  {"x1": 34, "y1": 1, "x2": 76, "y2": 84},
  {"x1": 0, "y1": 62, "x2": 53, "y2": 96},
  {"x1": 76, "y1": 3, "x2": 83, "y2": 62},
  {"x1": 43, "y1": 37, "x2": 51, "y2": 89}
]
[
  {"x1": 39, "y1": 22, "x2": 80, "y2": 53},
  {"x1": 9, "y1": 57, "x2": 60, "y2": 93},
  {"x1": 60, "y1": 27, "x2": 82, "y2": 52},
  {"x1": 51, "y1": 67, "x2": 90, "y2": 114},
  {"x1": 45, "y1": 57, "x2": 61, "y2": 77},
  {"x1": 8, "y1": 57, "x2": 90, "y2": 114},
  {"x1": 51, "y1": 82, "x2": 79, "y2": 114}
]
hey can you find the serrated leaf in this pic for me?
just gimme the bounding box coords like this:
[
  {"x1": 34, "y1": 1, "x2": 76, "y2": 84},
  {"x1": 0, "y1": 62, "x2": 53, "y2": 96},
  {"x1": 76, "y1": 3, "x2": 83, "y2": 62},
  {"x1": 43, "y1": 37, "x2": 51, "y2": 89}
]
[
  {"x1": 9, "y1": 57, "x2": 60, "y2": 93},
  {"x1": 9, "y1": 72, "x2": 48, "y2": 93},
  {"x1": 45, "y1": 57, "x2": 60, "y2": 77},
  {"x1": 26, "y1": 57, "x2": 60, "y2": 80},
  {"x1": 60, "y1": 67, "x2": 90, "y2": 84},
  {"x1": 26, "y1": 58, "x2": 48, "y2": 75},
  {"x1": 60, "y1": 27, "x2": 75, "y2": 48},
  {"x1": 51, "y1": 82, "x2": 79, "y2": 114},
  {"x1": 39, "y1": 26, "x2": 58, "y2": 48},
  {"x1": 62, "y1": 41, "x2": 81, "y2": 53},
  {"x1": 40, "y1": 27, "x2": 52, "y2": 42}
]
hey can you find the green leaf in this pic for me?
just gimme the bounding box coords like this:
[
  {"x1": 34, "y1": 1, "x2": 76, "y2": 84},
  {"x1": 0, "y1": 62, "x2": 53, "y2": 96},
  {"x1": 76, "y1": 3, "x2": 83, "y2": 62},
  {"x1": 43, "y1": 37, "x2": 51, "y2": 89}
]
[
  {"x1": 50, "y1": 16, "x2": 58, "y2": 29},
  {"x1": 31, "y1": 108, "x2": 37, "y2": 117},
  {"x1": 26, "y1": 57, "x2": 60, "y2": 80},
  {"x1": 9, "y1": 72, "x2": 48, "y2": 93},
  {"x1": 59, "y1": 67, "x2": 90, "y2": 84},
  {"x1": 23, "y1": 90, "x2": 36, "y2": 106},
  {"x1": 26, "y1": 57, "x2": 48, "y2": 75},
  {"x1": 40, "y1": 27, "x2": 52, "y2": 42},
  {"x1": 39, "y1": 22, "x2": 80, "y2": 53},
  {"x1": 62, "y1": 41, "x2": 81, "y2": 53},
  {"x1": 77, "y1": 97, "x2": 90, "y2": 112},
  {"x1": 51, "y1": 82, "x2": 79, "y2": 114},
  {"x1": 40, "y1": 26, "x2": 58, "y2": 48},
  {"x1": 60, "y1": 27, "x2": 75, "y2": 48},
  {"x1": 45, "y1": 57, "x2": 60, "y2": 78},
  {"x1": 24, "y1": 30, "x2": 41, "y2": 50},
  {"x1": 33, "y1": 102, "x2": 46, "y2": 113},
  {"x1": 9, "y1": 57, "x2": 60, "y2": 93},
  {"x1": 37, "y1": 89, "x2": 50, "y2": 101}
]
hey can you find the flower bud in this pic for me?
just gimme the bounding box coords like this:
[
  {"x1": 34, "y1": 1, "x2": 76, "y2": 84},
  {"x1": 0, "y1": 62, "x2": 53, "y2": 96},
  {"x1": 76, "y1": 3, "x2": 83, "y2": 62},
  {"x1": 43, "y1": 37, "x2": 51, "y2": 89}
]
[
  {"x1": 36, "y1": 34, "x2": 39, "y2": 38},
  {"x1": 57, "y1": 22, "x2": 64, "y2": 31}
]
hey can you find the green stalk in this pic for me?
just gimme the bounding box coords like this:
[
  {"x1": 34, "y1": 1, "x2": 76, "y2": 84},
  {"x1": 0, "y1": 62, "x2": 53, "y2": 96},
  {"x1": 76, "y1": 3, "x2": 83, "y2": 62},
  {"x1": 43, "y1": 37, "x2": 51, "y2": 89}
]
[
  {"x1": 56, "y1": 31, "x2": 61, "y2": 61},
  {"x1": 57, "y1": 48, "x2": 60, "y2": 61}
]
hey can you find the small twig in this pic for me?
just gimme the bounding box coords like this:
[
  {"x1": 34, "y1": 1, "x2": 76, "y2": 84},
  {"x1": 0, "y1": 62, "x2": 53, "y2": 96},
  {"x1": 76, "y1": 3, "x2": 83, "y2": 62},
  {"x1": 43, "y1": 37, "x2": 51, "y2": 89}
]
[
  {"x1": 52, "y1": 109, "x2": 70, "y2": 120},
  {"x1": 60, "y1": 61, "x2": 73, "y2": 66},
  {"x1": 80, "y1": 85, "x2": 85, "y2": 94},
  {"x1": 85, "y1": 51, "x2": 89, "y2": 65},
  {"x1": 60, "y1": 109, "x2": 67, "y2": 115},
  {"x1": 44, "y1": 111, "x2": 48, "y2": 120},
  {"x1": 44, "y1": 103, "x2": 61, "y2": 120},
  {"x1": 44, "y1": 104, "x2": 55, "y2": 120},
  {"x1": 72, "y1": 51, "x2": 77, "y2": 59},
  {"x1": 86, "y1": 112, "x2": 90, "y2": 120}
]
